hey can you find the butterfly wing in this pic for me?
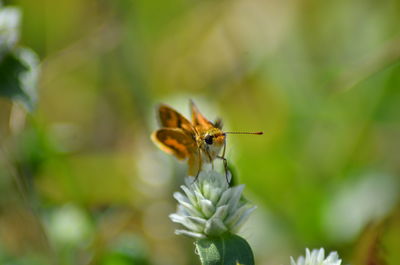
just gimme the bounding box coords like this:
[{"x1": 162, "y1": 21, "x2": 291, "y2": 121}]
[
  {"x1": 158, "y1": 104, "x2": 194, "y2": 133},
  {"x1": 151, "y1": 128, "x2": 196, "y2": 160},
  {"x1": 190, "y1": 100, "x2": 214, "y2": 129},
  {"x1": 188, "y1": 152, "x2": 201, "y2": 177}
]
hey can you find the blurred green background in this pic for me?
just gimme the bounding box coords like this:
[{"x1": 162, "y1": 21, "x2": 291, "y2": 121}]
[{"x1": 1, "y1": 0, "x2": 400, "y2": 264}]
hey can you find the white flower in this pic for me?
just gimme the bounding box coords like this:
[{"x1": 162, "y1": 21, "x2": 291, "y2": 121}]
[
  {"x1": 0, "y1": 6, "x2": 21, "y2": 54},
  {"x1": 290, "y1": 248, "x2": 342, "y2": 265},
  {"x1": 169, "y1": 170, "x2": 256, "y2": 239}
]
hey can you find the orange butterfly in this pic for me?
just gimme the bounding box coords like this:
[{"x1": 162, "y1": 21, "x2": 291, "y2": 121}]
[{"x1": 151, "y1": 100, "x2": 262, "y2": 179}]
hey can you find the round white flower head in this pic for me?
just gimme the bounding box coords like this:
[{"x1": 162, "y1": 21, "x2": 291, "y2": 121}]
[
  {"x1": 290, "y1": 248, "x2": 342, "y2": 265},
  {"x1": 169, "y1": 170, "x2": 256, "y2": 239}
]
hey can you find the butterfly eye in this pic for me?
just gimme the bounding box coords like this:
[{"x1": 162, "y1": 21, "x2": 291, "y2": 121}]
[{"x1": 205, "y1": 135, "x2": 213, "y2": 145}]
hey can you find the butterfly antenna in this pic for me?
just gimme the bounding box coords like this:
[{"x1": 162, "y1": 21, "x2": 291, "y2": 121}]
[{"x1": 224, "y1": 131, "x2": 263, "y2": 135}]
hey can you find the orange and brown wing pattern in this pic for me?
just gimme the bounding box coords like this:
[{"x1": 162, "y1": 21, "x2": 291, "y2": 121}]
[
  {"x1": 190, "y1": 100, "x2": 214, "y2": 129},
  {"x1": 158, "y1": 104, "x2": 194, "y2": 133},
  {"x1": 151, "y1": 128, "x2": 196, "y2": 160},
  {"x1": 187, "y1": 152, "x2": 201, "y2": 177}
]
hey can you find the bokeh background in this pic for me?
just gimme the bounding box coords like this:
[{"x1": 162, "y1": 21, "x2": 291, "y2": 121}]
[{"x1": 1, "y1": 0, "x2": 400, "y2": 264}]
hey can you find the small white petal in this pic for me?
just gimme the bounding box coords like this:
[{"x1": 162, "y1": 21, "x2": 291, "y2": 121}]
[
  {"x1": 297, "y1": 256, "x2": 305, "y2": 265},
  {"x1": 204, "y1": 217, "x2": 228, "y2": 236},
  {"x1": 181, "y1": 185, "x2": 197, "y2": 205},
  {"x1": 229, "y1": 206, "x2": 257, "y2": 232},
  {"x1": 187, "y1": 216, "x2": 207, "y2": 226},
  {"x1": 325, "y1": 252, "x2": 338, "y2": 262},
  {"x1": 224, "y1": 204, "x2": 251, "y2": 228},
  {"x1": 211, "y1": 205, "x2": 229, "y2": 221},
  {"x1": 175, "y1": 229, "x2": 205, "y2": 239},
  {"x1": 202, "y1": 181, "x2": 212, "y2": 198},
  {"x1": 226, "y1": 185, "x2": 245, "y2": 211},
  {"x1": 172, "y1": 194, "x2": 192, "y2": 209},
  {"x1": 194, "y1": 190, "x2": 206, "y2": 202},
  {"x1": 291, "y1": 256, "x2": 306, "y2": 265},
  {"x1": 309, "y1": 249, "x2": 318, "y2": 264},
  {"x1": 176, "y1": 205, "x2": 190, "y2": 216},
  {"x1": 209, "y1": 187, "x2": 222, "y2": 203},
  {"x1": 169, "y1": 214, "x2": 202, "y2": 232},
  {"x1": 217, "y1": 189, "x2": 233, "y2": 207},
  {"x1": 305, "y1": 248, "x2": 311, "y2": 261},
  {"x1": 173, "y1": 192, "x2": 189, "y2": 204},
  {"x1": 199, "y1": 199, "x2": 215, "y2": 218},
  {"x1": 169, "y1": 213, "x2": 185, "y2": 223},
  {"x1": 325, "y1": 252, "x2": 341, "y2": 265},
  {"x1": 317, "y1": 248, "x2": 325, "y2": 263},
  {"x1": 184, "y1": 177, "x2": 195, "y2": 186},
  {"x1": 174, "y1": 196, "x2": 203, "y2": 217}
]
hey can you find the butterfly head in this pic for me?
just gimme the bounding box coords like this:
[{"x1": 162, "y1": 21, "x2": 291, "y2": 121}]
[
  {"x1": 200, "y1": 128, "x2": 226, "y2": 162},
  {"x1": 203, "y1": 128, "x2": 225, "y2": 146}
]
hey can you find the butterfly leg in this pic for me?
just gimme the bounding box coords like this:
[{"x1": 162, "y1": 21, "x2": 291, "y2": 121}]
[
  {"x1": 192, "y1": 170, "x2": 200, "y2": 184},
  {"x1": 221, "y1": 140, "x2": 226, "y2": 158},
  {"x1": 220, "y1": 141, "x2": 230, "y2": 183},
  {"x1": 217, "y1": 155, "x2": 230, "y2": 184},
  {"x1": 191, "y1": 149, "x2": 202, "y2": 184},
  {"x1": 203, "y1": 146, "x2": 213, "y2": 169}
]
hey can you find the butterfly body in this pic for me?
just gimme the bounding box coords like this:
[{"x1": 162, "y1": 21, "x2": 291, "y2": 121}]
[{"x1": 151, "y1": 101, "x2": 226, "y2": 176}]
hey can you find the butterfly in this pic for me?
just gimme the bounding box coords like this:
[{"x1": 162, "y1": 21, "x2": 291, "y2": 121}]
[{"x1": 151, "y1": 100, "x2": 262, "y2": 180}]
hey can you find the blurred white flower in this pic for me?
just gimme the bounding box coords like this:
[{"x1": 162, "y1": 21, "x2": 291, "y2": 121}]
[
  {"x1": 169, "y1": 170, "x2": 256, "y2": 239},
  {"x1": 0, "y1": 6, "x2": 21, "y2": 54},
  {"x1": 46, "y1": 204, "x2": 93, "y2": 246},
  {"x1": 324, "y1": 172, "x2": 398, "y2": 242},
  {"x1": 290, "y1": 248, "x2": 342, "y2": 265}
]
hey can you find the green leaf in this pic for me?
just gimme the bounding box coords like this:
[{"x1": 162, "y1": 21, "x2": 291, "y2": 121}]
[
  {"x1": 0, "y1": 48, "x2": 40, "y2": 111},
  {"x1": 195, "y1": 233, "x2": 255, "y2": 265}
]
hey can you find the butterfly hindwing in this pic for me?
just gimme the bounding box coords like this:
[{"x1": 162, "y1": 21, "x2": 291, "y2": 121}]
[{"x1": 151, "y1": 128, "x2": 196, "y2": 160}]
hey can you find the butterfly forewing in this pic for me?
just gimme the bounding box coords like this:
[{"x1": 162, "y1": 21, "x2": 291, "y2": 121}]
[
  {"x1": 190, "y1": 100, "x2": 214, "y2": 129},
  {"x1": 158, "y1": 105, "x2": 194, "y2": 133},
  {"x1": 152, "y1": 128, "x2": 196, "y2": 160}
]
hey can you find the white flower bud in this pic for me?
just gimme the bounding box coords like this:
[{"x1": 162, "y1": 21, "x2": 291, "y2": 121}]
[{"x1": 169, "y1": 170, "x2": 256, "y2": 239}]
